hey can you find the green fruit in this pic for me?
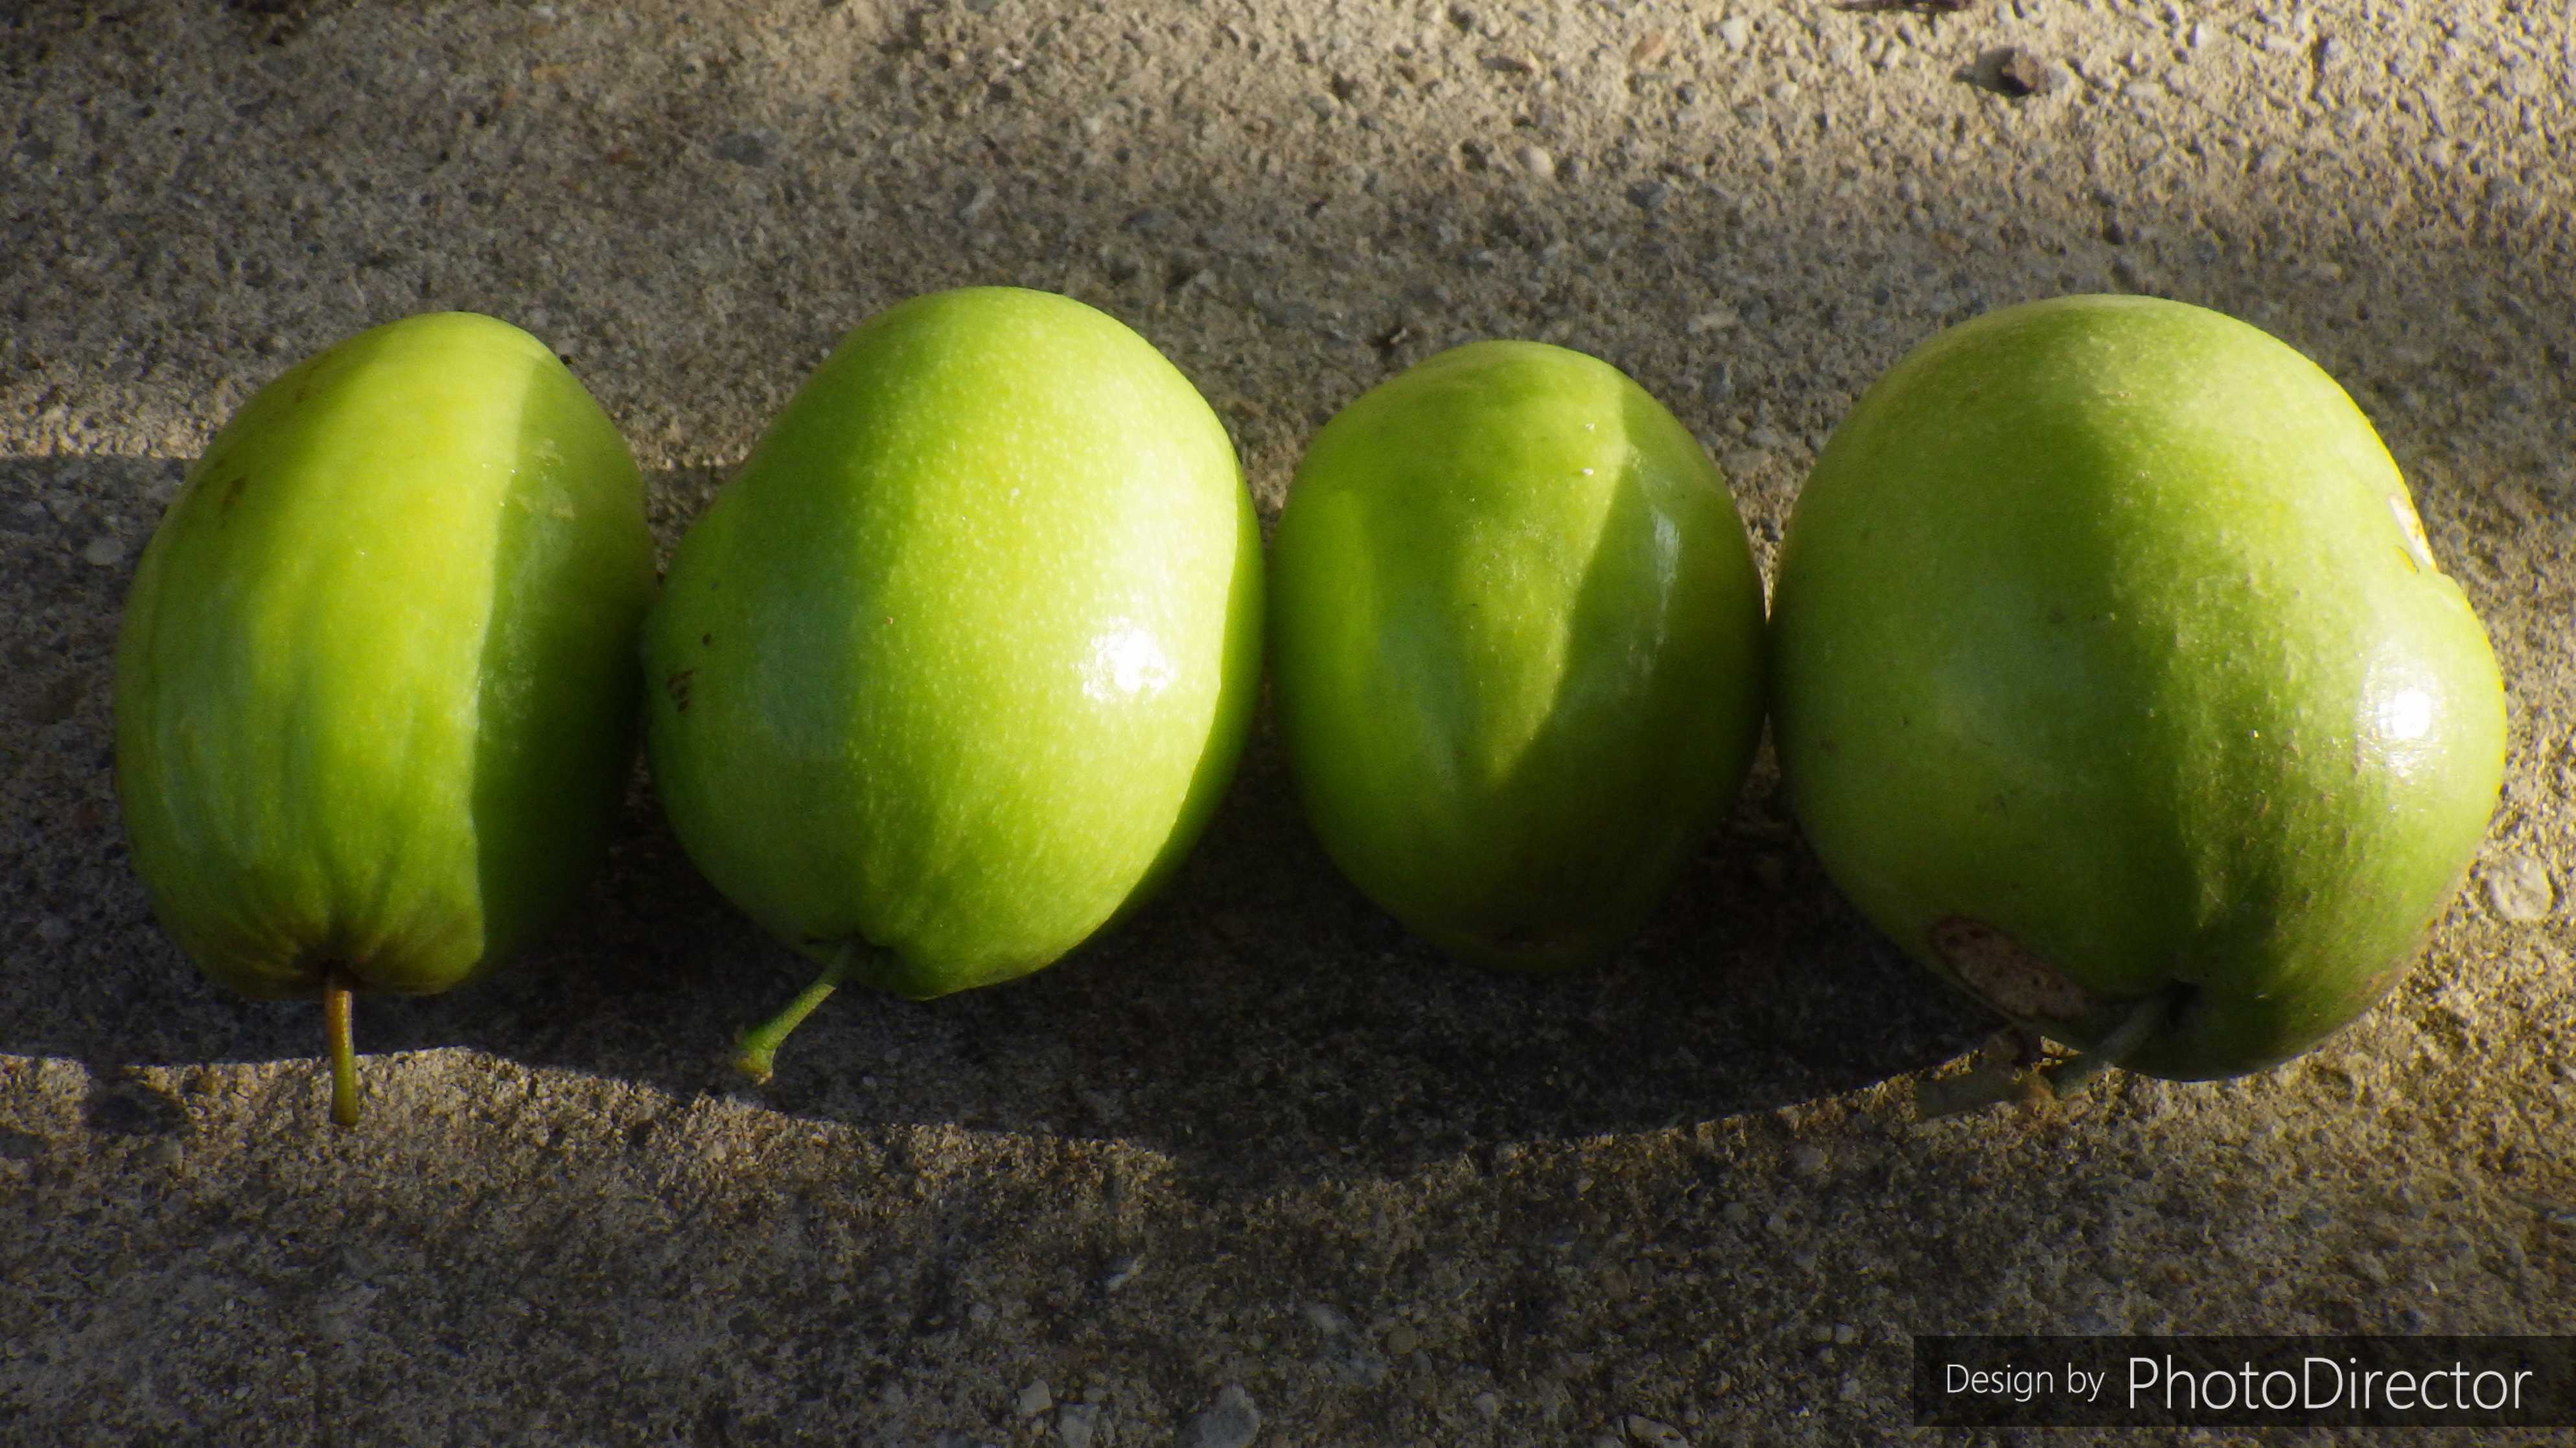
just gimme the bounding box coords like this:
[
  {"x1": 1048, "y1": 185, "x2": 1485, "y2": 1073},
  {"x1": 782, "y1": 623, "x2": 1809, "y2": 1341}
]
[
  {"x1": 1770, "y1": 295, "x2": 2505, "y2": 1082},
  {"x1": 640, "y1": 287, "x2": 1260, "y2": 1079},
  {"x1": 1269, "y1": 341, "x2": 1768, "y2": 972},
  {"x1": 114, "y1": 312, "x2": 656, "y2": 1124}
]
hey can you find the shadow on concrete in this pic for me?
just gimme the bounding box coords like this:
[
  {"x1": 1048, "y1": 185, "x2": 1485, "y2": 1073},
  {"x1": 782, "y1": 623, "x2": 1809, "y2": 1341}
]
[
  {"x1": 0, "y1": 444, "x2": 1988, "y2": 1197},
  {"x1": 2, "y1": 0, "x2": 2570, "y2": 1204}
]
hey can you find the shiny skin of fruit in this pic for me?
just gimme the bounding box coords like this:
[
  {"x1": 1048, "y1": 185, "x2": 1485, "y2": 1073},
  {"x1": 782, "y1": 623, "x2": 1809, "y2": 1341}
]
[
  {"x1": 1769, "y1": 294, "x2": 2505, "y2": 1081},
  {"x1": 115, "y1": 312, "x2": 656, "y2": 1119},
  {"x1": 1268, "y1": 340, "x2": 1768, "y2": 972},
  {"x1": 641, "y1": 287, "x2": 1260, "y2": 1024}
]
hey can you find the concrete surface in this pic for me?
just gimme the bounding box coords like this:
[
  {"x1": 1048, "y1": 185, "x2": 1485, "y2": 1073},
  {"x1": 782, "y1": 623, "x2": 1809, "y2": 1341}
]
[{"x1": 3, "y1": 1, "x2": 2571, "y2": 1443}]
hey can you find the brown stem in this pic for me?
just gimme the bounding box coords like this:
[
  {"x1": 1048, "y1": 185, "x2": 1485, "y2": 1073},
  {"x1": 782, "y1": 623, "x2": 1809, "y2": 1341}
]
[{"x1": 324, "y1": 974, "x2": 358, "y2": 1129}]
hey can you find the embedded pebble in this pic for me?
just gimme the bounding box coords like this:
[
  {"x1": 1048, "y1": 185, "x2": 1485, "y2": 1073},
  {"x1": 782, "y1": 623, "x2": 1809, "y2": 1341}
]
[
  {"x1": 1057, "y1": 1404, "x2": 1101, "y2": 1448},
  {"x1": 710, "y1": 129, "x2": 778, "y2": 165},
  {"x1": 1384, "y1": 1322, "x2": 1421, "y2": 1355},
  {"x1": 1177, "y1": 1384, "x2": 1260, "y2": 1448},
  {"x1": 1514, "y1": 143, "x2": 1555, "y2": 181},
  {"x1": 1995, "y1": 49, "x2": 2052, "y2": 97},
  {"x1": 1099, "y1": 1254, "x2": 1144, "y2": 1292},
  {"x1": 1015, "y1": 1381, "x2": 1052, "y2": 1416},
  {"x1": 1626, "y1": 1414, "x2": 1689, "y2": 1447},
  {"x1": 82, "y1": 535, "x2": 123, "y2": 566},
  {"x1": 1303, "y1": 1302, "x2": 1389, "y2": 1386},
  {"x1": 1717, "y1": 17, "x2": 1750, "y2": 51},
  {"x1": 2484, "y1": 852, "x2": 2554, "y2": 923}
]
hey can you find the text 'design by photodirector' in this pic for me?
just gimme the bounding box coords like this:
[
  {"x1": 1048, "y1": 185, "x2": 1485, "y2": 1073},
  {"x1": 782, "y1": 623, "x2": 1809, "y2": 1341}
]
[{"x1": 1912, "y1": 1336, "x2": 2576, "y2": 1428}]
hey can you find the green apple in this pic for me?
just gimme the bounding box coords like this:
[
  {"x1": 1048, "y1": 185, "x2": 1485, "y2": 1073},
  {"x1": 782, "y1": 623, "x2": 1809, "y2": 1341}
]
[
  {"x1": 115, "y1": 312, "x2": 656, "y2": 1125},
  {"x1": 1770, "y1": 295, "x2": 2506, "y2": 1083},
  {"x1": 1268, "y1": 341, "x2": 1767, "y2": 972},
  {"x1": 640, "y1": 287, "x2": 1260, "y2": 1079}
]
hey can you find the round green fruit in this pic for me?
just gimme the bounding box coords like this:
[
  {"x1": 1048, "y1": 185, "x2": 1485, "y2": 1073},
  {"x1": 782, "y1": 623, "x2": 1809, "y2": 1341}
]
[
  {"x1": 640, "y1": 287, "x2": 1261, "y2": 1078},
  {"x1": 114, "y1": 312, "x2": 656, "y2": 1124},
  {"x1": 1269, "y1": 341, "x2": 1768, "y2": 972},
  {"x1": 1770, "y1": 295, "x2": 2505, "y2": 1082}
]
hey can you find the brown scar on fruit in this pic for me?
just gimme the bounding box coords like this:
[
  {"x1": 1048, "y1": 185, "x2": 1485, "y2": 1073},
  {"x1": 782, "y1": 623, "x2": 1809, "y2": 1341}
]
[
  {"x1": 664, "y1": 667, "x2": 695, "y2": 712},
  {"x1": 1928, "y1": 916, "x2": 2096, "y2": 1022}
]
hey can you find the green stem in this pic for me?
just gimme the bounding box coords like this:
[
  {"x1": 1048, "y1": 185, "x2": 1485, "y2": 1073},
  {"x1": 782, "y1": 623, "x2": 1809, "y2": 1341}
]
[
  {"x1": 733, "y1": 943, "x2": 857, "y2": 1085},
  {"x1": 323, "y1": 974, "x2": 359, "y2": 1129},
  {"x1": 2044, "y1": 985, "x2": 2180, "y2": 1097}
]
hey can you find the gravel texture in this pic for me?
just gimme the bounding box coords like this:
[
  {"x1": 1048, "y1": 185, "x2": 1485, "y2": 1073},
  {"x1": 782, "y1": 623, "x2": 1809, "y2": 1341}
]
[{"x1": 3, "y1": 1, "x2": 2573, "y2": 1443}]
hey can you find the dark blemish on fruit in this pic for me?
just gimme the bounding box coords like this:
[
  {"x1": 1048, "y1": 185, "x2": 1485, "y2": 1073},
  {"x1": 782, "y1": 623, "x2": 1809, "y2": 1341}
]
[
  {"x1": 701, "y1": 633, "x2": 712, "y2": 646},
  {"x1": 221, "y1": 476, "x2": 248, "y2": 509},
  {"x1": 664, "y1": 668, "x2": 695, "y2": 712},
  {"x1": 1929, "y1": 915, "x2": 2096, "y2": 1022}
]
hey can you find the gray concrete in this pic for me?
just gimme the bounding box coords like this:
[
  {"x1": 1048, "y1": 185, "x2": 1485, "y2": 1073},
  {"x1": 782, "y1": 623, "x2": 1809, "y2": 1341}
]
[{"x1": 3, "y1": 2, "x2": 2571, "y2": 1443}]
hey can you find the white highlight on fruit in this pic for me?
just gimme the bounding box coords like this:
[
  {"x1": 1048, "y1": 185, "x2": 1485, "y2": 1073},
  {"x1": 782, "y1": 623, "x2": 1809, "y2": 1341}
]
[
  {"x1": 2361, "y1": 658, "x2": 2443, "y2": 776},
  {"x1": 2375, "y1": 687, "x2": 2435, "y2": 743},
  {"x1": 1083, "y1": 624, "x2": 1175, "y2": 702}
]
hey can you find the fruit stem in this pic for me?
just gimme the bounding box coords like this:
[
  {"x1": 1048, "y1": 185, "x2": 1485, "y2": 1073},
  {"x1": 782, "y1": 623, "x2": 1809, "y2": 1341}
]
[
  {"x1": 2043, "y1": 985, "x2": 2179, "y2": 1097},
  {"x1": 733, "y1": 943, "x2": 857, "y2": 1085},
  {"x1": 323, "y1": 973, "x2": 359, "y2": 1129}
]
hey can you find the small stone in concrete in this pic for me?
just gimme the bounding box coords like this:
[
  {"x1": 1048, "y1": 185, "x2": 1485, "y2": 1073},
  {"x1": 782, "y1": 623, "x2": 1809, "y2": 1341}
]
[
  {"x1": 1515, "y1": 143, "x2": 1555, "y2": 180},
  {"x1": 1717, "y1": 18, "x2": 1750, "y2": 51},
  {"x1": 2485, "y1": 852, "x2": 2554, "y2": 923},
  {"x1": 1099, "y1": 1254, "x2": 1144, "y2": 1292},
  {"x1": 82, "y1": 535, "x2": 123, "y2": 566},
  {"x1": 1626, "y1": 1414, "x2": 1689, "y2": 1447},
  {"x1": 1057, "y1": 1403, "x2": 1101, "y2": 1448},
  {"x1": 1017, "y1": 1381, "x2": 1053, "y2": 1416},
  {"x1": 710, "y1": 129, "x2": 778, "y2": 165},
  {"x1": 1178, "y1": 1384, "x2": 1260, "y2": 1448},
  {"x1": 1384, "y1": 1322, "x2": 1421, "y2": 1355},
  {"x1": 1966, "y1": 47, "x2": 2054, "y2": 98}
]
